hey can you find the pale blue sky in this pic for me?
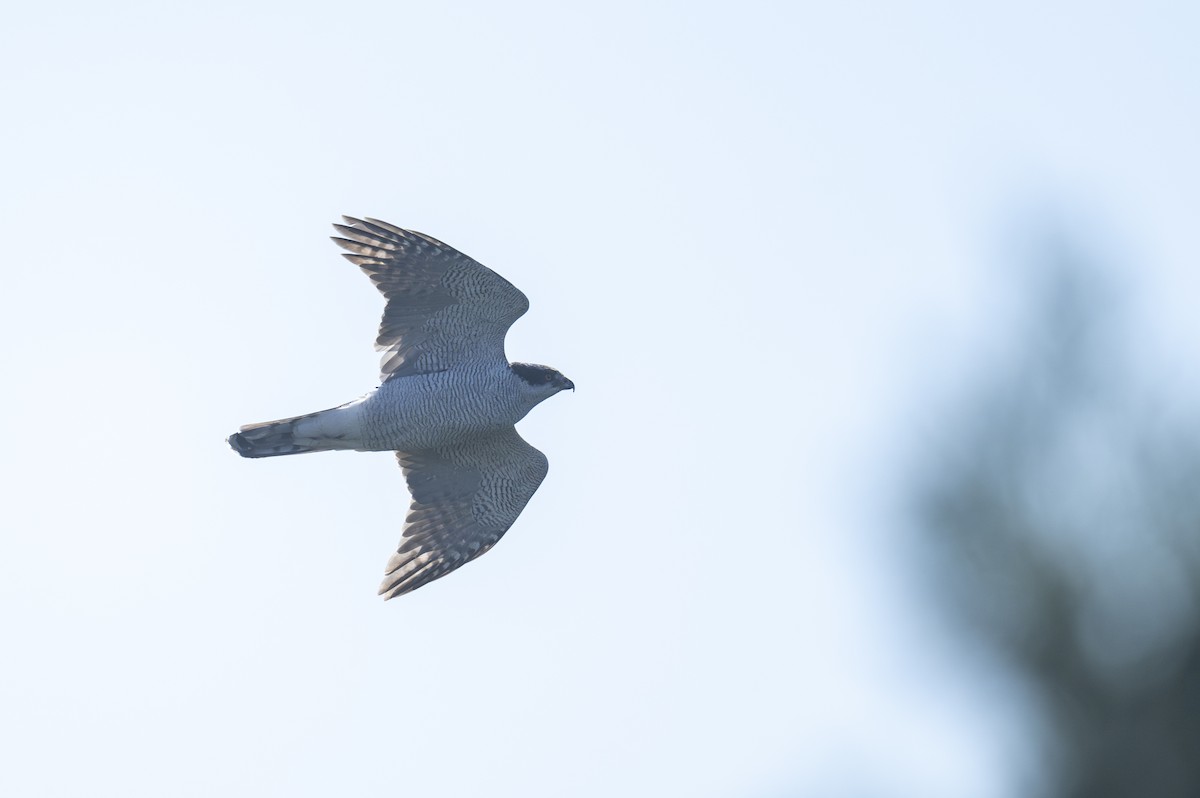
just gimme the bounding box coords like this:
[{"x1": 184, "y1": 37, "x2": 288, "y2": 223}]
[{"x1": 1, "y1": 2, "x2": 1197, "y2": 796}]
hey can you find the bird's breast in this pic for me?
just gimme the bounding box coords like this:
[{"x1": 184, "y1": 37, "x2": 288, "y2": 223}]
[{"x1": 358, "y1": 367, "x2": 519, "y2": 451}]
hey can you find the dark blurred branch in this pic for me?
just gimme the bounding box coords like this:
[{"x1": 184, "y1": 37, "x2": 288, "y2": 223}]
[{"x1": 912, "y1": 240, "x2": 1200, "y2": 798}]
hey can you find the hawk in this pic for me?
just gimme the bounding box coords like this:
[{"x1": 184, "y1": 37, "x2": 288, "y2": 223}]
[{"x1": 228, "y1": 217, "x2": 573, "y2": 599}]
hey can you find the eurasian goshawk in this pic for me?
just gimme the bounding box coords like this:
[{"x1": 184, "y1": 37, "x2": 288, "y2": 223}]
[{"x1": 228, "y1": 217, "x2": 573, "y2": 599}]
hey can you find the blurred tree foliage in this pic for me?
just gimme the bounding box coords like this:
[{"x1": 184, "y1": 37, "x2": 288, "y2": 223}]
[{"x1": 914, "y1": 241, "x2": 1200, "y2": 798}]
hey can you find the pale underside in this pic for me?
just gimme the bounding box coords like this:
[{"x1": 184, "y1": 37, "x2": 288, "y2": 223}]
[{"x1": 331, "y1": 218, "x2": 549, "y2": 598}]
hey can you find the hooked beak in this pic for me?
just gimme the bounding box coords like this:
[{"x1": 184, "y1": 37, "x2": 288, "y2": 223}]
[{"x1": 559, "y1": 376, "x2": 575, "y2": 392}]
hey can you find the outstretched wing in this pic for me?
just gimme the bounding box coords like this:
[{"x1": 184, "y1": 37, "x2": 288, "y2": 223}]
[
  {"x1": 331, "y1": 217, "x2": 530, "y2": 381},
  {"x1": 379, "y1": 427, "x2": 550, "y2": 599}
]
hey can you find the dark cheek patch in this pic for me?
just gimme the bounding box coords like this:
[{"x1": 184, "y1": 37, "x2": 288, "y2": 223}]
[{"x1": 510, "y1": 362, "x2": 558, "y2": 386}]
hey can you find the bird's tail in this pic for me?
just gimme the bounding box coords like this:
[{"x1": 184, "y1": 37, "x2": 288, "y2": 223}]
[{"x1": 227, "y1": 404, "x2": 363, "y2": 458}]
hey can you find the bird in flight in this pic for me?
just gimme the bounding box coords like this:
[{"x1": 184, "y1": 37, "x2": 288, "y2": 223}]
[{"x1": 228, "y1": 217, "x2": 573, "y2": 599}]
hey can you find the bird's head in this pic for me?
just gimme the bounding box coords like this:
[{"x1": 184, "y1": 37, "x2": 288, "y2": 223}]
[{"x1": 510, "y1": 362, "x2": 575, "y2": 403}]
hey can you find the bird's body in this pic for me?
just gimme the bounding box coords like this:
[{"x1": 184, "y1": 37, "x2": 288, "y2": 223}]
[
  {"x1": 361, "y1": 363, "x2": 544, "y2": 450},
  {"x1": 235, "y1": 363, "x2": 545, "y2": 456},
  {"x1": 228, "y1": 217, "x2": 572, "y2": 599}
]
